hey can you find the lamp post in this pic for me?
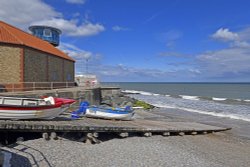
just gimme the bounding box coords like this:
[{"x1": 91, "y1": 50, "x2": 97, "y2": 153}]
[{"x1": 86, "y1": 57, "x2": 89, "y2": 74}]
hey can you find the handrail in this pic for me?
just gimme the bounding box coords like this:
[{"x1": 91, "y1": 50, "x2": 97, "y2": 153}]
[{"x1": 0, "y1": 82, "x2": 76, "y2": 92}]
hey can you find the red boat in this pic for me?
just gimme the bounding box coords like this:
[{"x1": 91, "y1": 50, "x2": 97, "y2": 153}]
[{"x1": 0, "y1": 96, "x2": 76, "y2": 120}]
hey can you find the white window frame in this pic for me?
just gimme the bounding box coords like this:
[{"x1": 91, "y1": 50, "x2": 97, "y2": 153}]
[{"x1": 43, "y1": 28, "x2": 52, "y2": 37}]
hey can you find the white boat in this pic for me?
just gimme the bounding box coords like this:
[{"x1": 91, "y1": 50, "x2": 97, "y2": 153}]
[
  {"x1": 0, "y1": 96, "x2": 76, "y2": 120},
  {"x1": 84, "y1": 106, "x2": 135, "y2": 120}
]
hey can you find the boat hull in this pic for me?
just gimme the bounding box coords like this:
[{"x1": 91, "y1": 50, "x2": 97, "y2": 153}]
[
  {"x1": 85, "y1": 108, "x2": 134, "y2": 120},
  {"x1": 0, "y1": 105, "x2": 70, "y2": 120},
  {"x1": 0, "y1": 96, "x2": 75, "y2": 120}
]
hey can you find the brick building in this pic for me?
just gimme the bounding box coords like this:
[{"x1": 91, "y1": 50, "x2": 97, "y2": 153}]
[{"x1": 0, "y1": 21, "x2": 75, "y2": 91}]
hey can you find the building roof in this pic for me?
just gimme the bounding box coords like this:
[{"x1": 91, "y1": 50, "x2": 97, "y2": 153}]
[{"x1": 0, "y1": 21, "x2": 75, "y2": 62}]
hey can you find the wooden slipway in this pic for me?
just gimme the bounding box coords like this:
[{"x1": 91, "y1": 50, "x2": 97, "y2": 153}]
[{"x1": 0, "y1": 115, "x2": 230, "y2": 134}]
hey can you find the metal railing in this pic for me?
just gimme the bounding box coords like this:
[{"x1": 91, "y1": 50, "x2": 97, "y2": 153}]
[{"x1": 0, "y1": 82, "x2": 76, "y2": 92}]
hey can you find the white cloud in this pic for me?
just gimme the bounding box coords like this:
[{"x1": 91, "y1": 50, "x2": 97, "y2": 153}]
[
  {"x1": 59, "y1": 42, "x2": 104, "y2": 74},
  {"x1": 197, "y1": 47, "x2": 250, "y2": 77},
  {"x1": 189, "y1": 69, "x2": 201, "y2": 74},
  {"x1": 157, "y1": 30, "x2": 182, "y2": 49},
  {"x1": 159, "y1": 52, "x2": 190, "y2": 57},
  {"x1": 212, "y1": 28, "x2": 239, "y2": 41},
  {"x1": 112, "y1": 26, "x2": 129, "y2": 31},
  {"x1": 0, "y1": 0, "x2": 60, "y2": 29},
  {"x1": 33, "y1": 18, "x2": 105, "y2": 36},
  {"x1": 0, "y1": 0, "x2": 105, "y2": 37},
  {"x1": 66, "y1": 0, "x2": 85, "y2": 4},
  {"x1": 232, "y1": 41, "x2": 250, "y2": 48},
  {"x1": 59, "y1": 43, "x2": 98, "y2": 60},
  {"x1": 88, "y1": 62, "x2": 197, "y2": 82},
  {"x1": 237, "y1": 27, "x2": 250, "y2": 41}
]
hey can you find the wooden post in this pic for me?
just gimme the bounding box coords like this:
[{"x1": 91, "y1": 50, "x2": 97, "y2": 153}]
[
  {"x1": 191, "y1": 131, "x2": 197, "y2": 135},
  {"x1": 119, "y1": 132, "x2": 129, "y2": 138},
  {"x1": 16, "y1": 137, "x2": 24, "y2": 143},
  {"x1": 162, "y1": 132, "x2": 170, "y2": 136},
  {"x1": 143, "y1": 132, "x2": 152, "y2": 137},
  {"x1": 42, "y1": 133, "x2": 49, "y2": 140},
  {"x1": 50, "y1": 132, "x2": 58, "y2": 140},
  {"x1": 93, "y1": 132, "x2": 99, "y2": 138},
  {"x1": 179, "y1": 132, "x2": 185, "y2": 136},
  {"x1": 85, "y1": 133, "x2": 100, "y2": 144}
]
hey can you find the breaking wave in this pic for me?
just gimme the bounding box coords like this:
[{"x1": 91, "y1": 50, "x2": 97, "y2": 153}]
[
  {"x1": 212, "y1": 97, "x2": 227, "y2": 101},
  {"x1": 180, "y1": 95, "x2": 200, "y2": 100},
  {"x1": 125, "y1": 90, "x2": 250, "y2": 122}
]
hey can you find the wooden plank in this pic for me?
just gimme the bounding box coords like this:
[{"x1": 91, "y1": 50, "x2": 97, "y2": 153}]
[{"x1": 0, "y1": 117, "x2": 231, "y2": 134}]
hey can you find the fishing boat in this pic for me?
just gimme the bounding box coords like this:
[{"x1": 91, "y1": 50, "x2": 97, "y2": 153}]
[
  {"x1": 84, "y1": 106, "x2": 135, "y2": 120},
  {"x1": 0, "y1": 96, "x2": 76, "y2": 120}
]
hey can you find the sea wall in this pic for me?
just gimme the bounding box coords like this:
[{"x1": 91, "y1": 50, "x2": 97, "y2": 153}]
[{"x1": 0, "y1": 86, "x2": 123, "y2": 105}]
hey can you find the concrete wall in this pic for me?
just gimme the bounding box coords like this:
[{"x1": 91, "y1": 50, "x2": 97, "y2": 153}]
[
  {"x1": 0, "y1": 87, "x2": 102, "y2": 105},
  {"x1": 0, "y1": 45, "x2": 21, "y2": 83},
  {"x1": 101, "y1": 87, "x2": 121, "y2": 98}
]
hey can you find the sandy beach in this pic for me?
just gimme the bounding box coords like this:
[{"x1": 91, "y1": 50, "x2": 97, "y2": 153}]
[{"x1": 1, "y1": 108, "x2": 250, "y2": 167}]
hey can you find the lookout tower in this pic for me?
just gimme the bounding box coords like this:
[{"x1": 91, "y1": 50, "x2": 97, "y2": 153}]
[{"x1": 29, "y1": 25, "x2": 62, "y2": 46}]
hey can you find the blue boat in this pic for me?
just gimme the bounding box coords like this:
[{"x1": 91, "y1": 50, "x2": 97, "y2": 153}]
[{"x1": 72, "y1": 102, "x2": 135, "y2": 120}]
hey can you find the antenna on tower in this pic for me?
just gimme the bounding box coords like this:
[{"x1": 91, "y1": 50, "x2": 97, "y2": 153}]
[{"x1": 86, "y1": 57, "x2": 89, "y2": 74}]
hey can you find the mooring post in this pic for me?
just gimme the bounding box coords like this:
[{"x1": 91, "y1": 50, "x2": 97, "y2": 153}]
[
  {"x1": 50, "y1": 132, "x2": 58, "y2": 140},
  {"x1": 191, "y1": 132, "x2": 198, "y2": 135},
  {"x1": 85, "y1": 133, "x2": 100, "y2": 144},
  {"x1": 93, "y1": 132, "x2": 99, "y2": 138},
  {"x1": 119, "y1": 132, "x2": 129, "y2": 138},
  {"x1": 179, "y1": 132, "x2": 185, "y2": 136},
  {"x1": 42, "y1": 132, "x2": 49, "y2": 140},
  {"x1": 202, "y1": 131, "x2": 208, "y2": 135},
  {"x1": 143, "y1": 132, "x2": 152, "y2": 137},
  {"x1": 162, "y1": 132, "x2": 170, "y2": 136},
  {"x1": 16, "y1": 137, "x2": 24, "y2": 144}
]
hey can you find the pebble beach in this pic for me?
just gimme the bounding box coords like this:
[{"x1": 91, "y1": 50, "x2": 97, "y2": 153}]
[{"x1": 1, "y1": 107, "x2": 250, "y2": 167}]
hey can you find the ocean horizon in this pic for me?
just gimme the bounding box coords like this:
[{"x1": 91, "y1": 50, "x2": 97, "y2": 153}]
[{"x1": 102, "y1": 82, "x2": 250, "y2": 122}]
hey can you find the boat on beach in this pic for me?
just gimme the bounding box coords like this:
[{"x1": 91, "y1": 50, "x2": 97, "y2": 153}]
[
  {"x1": 84, "y1": 106, "x2": 135, "y2": 120},
  {"x1": 0, "y1": 96, "x2": 76, "y2": 120},
  {"x1": 71, "y1": 102, "x2": 135, "y2": 120}
]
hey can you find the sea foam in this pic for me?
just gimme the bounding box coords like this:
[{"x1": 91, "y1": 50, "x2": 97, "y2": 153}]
[
  {"x1": 129, "y1": 93, "x2": 250, "y2": 122},
  {"x1": 212, "y1": 97, "x2": 227, "y2": 101},
  {"x1": 180, "y1": 95, "x2": 200, "y2": 100},
  {"x1": 150, "y1": 101, "x2": 250, "y2": 122},
  {"x1": 122, "y1": 90, "x2": 154, "y2": 96}
]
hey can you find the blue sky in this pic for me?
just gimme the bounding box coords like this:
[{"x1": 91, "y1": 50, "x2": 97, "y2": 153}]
[{"x1": 1, "y1": 0, "x2": 250, "y2": 82}]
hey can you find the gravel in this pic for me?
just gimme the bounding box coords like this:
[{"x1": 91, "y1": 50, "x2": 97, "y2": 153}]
[
  {"x1": 1, "y1": 133, "x2": 250, "y2": 167},
  {"x1": 1, "y1": 104, "x2": 250, "y2": 167}
]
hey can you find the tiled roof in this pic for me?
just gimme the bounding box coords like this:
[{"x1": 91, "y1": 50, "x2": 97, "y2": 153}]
[{"x1": 0, "y1": 21, "x2": 75, "y2": 62}]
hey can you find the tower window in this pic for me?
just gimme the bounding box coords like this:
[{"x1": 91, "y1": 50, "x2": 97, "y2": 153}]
[{"x1": 43, "y1": 29, "x2": 52, "y2": 37}]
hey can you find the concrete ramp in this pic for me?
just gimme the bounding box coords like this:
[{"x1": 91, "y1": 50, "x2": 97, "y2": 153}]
[{"x1": 0, "y1": 116, "x2": 230, "y2": 134}]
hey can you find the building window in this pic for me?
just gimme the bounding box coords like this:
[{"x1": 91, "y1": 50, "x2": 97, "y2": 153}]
[{"x1": 43, "y1": 29, "x2": 52, "y2": 37}]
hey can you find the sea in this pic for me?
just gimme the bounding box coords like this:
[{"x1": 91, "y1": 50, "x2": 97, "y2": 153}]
[{"x1": 102, "y1": 82, "x2": 250, "y2": 122}]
